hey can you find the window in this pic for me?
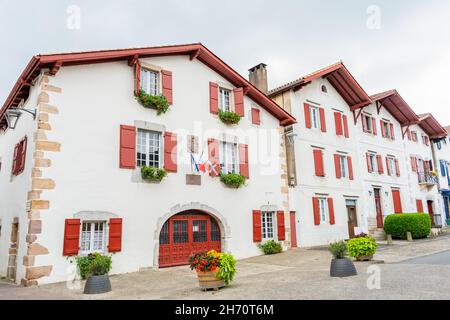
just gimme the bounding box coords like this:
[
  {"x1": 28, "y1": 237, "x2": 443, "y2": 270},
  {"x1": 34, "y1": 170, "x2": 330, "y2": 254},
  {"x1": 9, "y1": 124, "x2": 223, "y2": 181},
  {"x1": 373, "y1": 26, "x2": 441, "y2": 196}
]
[
  {"x1": 140, "y1": 68, "x2": 159, "y2": 95},
  {"x1": 137, "y1": 130, "x2": 162, "y2": 167},
  {"x1": 339, "y1": 155, "x2": 348, "y2": 178},
  {"x1": 219, "y1": 88, "x2": 231, "y2": 111},
  {"x1": 261, "y1": 211, "x2": 275, "y2": 239},
  {"x1": 363, "y1": 115, "x2": 374, "y2": 134},
  {"x1": 80, "y1": 221, "x2": 106, "y2": 254},
  {"x1": 381, "y1": 121, "x2": 392, "y2": 139},
  {"x1": 321, "y1": 85, "x2": 328, "y2": 93},
  {"x1": 318, "y1": 198, "x2": 329, "y2": 224},
  {"x1": 422, "y1": 135, "x2": 429, "y2": 146},
  {"x1": 220, "y1": 141, "x2": 239, "y2": 174},
  {"x1": 310, "y1": 105, "x2": 320, "y2": 129},
  {"x1": 12, "y1": 136, "x2": 27, "y2": 176},
  {"x1": 387, "y1": 157, "x2": 395, "y2": 175},
  {"x1": 411, "y1": 131, "x2": 418, "y2": 142},
  {"x1": 369, "y1": 153, "x2": 378, "y2": 172}
]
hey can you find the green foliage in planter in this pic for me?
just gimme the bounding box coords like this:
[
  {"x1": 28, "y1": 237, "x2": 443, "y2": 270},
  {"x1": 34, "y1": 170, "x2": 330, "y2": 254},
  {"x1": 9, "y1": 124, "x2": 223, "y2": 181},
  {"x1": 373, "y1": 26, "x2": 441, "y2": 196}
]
[
  {"x1": 141, "y1": 166, "x2": 167, "y2": 181},
  {"x1": 218, "y1": 109, "x2": 241, "y2": 125},
  {"x1": 137, "y1": 90, "x2": 170, "y2": 115},
  {"x1": 217, "y1": 253, "x2": 237, "y2": 285},
  {"x1": 348, "y1": 237, "x2": 377, "y2": 258},
  {"x1": 329, "y1": 240, "x2": 348, "y2": 259},
  {"x1": 76, "y1": 253, "x2": 112, "y2": 279},
  {"x1": 384, "y1": 213, "x2": 431, "y2": 240},
  {"x1": 258, "y1": 240, "x2": 283, "y2": 255},
  {"x1": 219, "y1": 172, "x2": 246, "y2": 188}
]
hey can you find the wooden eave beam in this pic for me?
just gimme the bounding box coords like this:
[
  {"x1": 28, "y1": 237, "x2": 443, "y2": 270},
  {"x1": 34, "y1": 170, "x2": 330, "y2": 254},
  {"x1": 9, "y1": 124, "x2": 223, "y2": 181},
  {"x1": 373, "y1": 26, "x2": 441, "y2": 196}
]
[
  {"x1": 189, "y1": 49, "x2": 201, "y2": 61},
  {"x1": 352, "y1": 108, "x2": 364, "y2": 125},
  {"x1": 127, "y1": 54, "x2": 139, "y2": 67},
  {"x1": 49, "y1": 61, "x2": 62, "y2": 75}
]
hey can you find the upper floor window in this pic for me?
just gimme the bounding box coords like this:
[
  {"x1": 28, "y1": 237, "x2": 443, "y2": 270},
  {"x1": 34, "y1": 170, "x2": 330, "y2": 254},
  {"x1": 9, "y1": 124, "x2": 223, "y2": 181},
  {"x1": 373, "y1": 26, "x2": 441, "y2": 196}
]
[
  {"x1": 309, "y1": 105, "x2": 320, "y2": 129},
  {"x1": 411, "y1": 131, "x2": 418, "y2": 142},
  {"x1": 422, "y1": 135, "x2": 430, "y2": 146},
  {"x1": 80, "y1": 221, "x2": 106, "y2": 254},
  {"x1": 338, "y1": 155, "x2": 349, "y2": 178},
  {"x1": 137, "y1": 130, "x2": 162, "y2": 168},
  {"x1": 368, "y1": 153, "x2": 378, "y2": 173},
  {"x1": 318, "y1": 198, "x2": 329, "y2": 224},
  {"x1": 140, "y1": 68, "x2": 159, "y2": 96},
  {"x1": 381, "y1": 121, "x2": 393, "y2": 139},
  {"x1": 321, "y1": 85, "x2": 328, "y2": 94},
  {"x1": 362, "y1": 114, "x2": 375, "y2": 135},
  {"x1": 386, "y1": 157, "x2": 395, "y2": 175},
  {"x1": 219, "y1": 88, "x2": 232, "y2": 111},
  {"x1": 220, "y1": 141, "x2": 238, "y2": 174},
  {"x1": 12, "y1": 136, "x2": 27, "y2": 176},
  {"x1": 261, "y1": 211, "x2": 275, "y2": 240}
]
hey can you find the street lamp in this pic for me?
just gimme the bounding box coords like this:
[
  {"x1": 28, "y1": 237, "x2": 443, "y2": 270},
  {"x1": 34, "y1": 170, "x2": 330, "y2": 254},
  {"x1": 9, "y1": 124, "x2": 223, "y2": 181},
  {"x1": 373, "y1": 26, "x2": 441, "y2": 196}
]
[{"x1": 5, "y1": 107, "x2": 37, "y2": 130}]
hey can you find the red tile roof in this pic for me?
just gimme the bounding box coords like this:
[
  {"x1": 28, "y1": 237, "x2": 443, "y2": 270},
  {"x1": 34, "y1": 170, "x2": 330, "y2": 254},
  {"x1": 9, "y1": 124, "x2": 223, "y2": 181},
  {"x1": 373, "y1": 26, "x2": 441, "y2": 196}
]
[
  {"x1": 417, "y1": 113, "x2": 448, "y2": 139},
  {"x1": 370, "y1": 89, "x2": 419, "y2": 126}
]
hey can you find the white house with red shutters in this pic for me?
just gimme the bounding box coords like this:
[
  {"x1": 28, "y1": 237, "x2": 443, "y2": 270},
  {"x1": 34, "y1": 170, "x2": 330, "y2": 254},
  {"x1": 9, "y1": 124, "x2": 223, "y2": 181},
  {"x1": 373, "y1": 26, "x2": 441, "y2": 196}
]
[
  {"x1": 268, "y1": 63, "x2": 372, "y2": 246},
  {"x1": 0, "y1": 44, "x2": 295, "y2": 285}
]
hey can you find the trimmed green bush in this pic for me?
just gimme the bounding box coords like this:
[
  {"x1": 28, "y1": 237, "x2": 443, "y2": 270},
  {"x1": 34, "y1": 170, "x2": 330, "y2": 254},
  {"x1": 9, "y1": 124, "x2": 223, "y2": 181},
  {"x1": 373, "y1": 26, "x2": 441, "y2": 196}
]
[
  {"x1": 348, "y1": 237, "x2": 377, "y2": 258},
  {"x1": 329, "y1": 240, "x2": 348, "y2": 259},
  {"x1": 259, "y1": 240, "x2": 283, "y2": 255},
  {"x1": 141, "y1": 166, "x2": 167, "y2": 181},
  {"x1": 218, "y1": 109, "x2": 241, "y2": 125},
  {"x1": 220, "y1": 173, "x2": 246, "y2": 188},
  {"x1": 76, "y1": 253, "x2": 112, "y2": 279},
  {"x1": 384, "y1": 213, "x2": 431, "y2": 240},
  {"x1": 137, "y1": 90, "x2": 170, "y2": 115}
]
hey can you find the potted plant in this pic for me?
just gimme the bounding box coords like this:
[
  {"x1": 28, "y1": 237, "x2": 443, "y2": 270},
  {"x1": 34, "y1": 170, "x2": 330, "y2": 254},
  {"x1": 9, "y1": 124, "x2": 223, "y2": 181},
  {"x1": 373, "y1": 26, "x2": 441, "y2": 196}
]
[
  {"x1": 136, "y1": 90, "x2": 170, "y2": 115},
  {"x1": 141, "y1": 166, "x2": 167, "y2": 182},
  {"x1": 348, "y1": 236, "x2": 377, "y2": 261},
  {"x1": 218, "y1": 109, "x2": 241, "y2": 125},
  {"x1": 258, "y1": 240, "x2": 283, "y2": 255},
  {"x1": 219, "y1": 172, "x2": 246, "y2": 188},
  {"x1": 189, "y1": 250, "x2": 236, "y2": 290},
  {"x1": 76, "y1": 253, "x2": 113, "y2": 294},
  {"x1": 329, "y1": 240, "x2": 357, "y2": 278}
]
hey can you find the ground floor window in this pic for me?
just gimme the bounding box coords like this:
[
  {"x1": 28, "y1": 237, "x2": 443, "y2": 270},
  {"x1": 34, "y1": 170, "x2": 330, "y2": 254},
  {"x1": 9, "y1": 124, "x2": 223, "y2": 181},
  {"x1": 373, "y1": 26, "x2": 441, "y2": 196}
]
[
  {"x1": 80, "y1": 221, "x2": 106, "y2": 254},
  {"x1": 262, "y1": 211, "x2": 275, "y2": 240}
]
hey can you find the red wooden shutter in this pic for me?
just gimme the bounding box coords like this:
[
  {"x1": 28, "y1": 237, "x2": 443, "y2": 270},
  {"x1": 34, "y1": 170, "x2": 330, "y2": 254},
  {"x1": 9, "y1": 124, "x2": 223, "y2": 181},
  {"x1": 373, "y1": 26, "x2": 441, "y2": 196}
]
[
  {"x1": 304, "y1": 103, "x2": 311, "y2": 129},
  {"x1": 362, "y1": 116, "x2": 368, "y2": 132},
  {"x1": 428, "y1": 160, "x2": 433, "y2": 171},
  {"x1": 416, "y1": 199, "x2": 424, "y2": 212},
  {"x1": 208, "y1": 138, "x2": 220, "y2": 176},
  {"x1": 347, "y1": 156, "x2": 354, "y2": 180},
  {"x1": 392, "y1": 190, "x2": 403, "y2": 213},
  {"x1": 366, "y1": 153, "x2": 373, "y2": 173},
  {"x1": 252, "y1": 210, "x2": 262, "y2": 242},
  {"x1": 328, "y1": 198, "x2": 335, "y2": 225},
  {"x1": 11, "y1": 143, "x2": 19, "y2": 175},
  {"x1": 276, "y1": 211, "x2": 286, "y2": 241},
  {"x1": 108, "y1": 218, "x2": 123, "y2": 253},
  {"x1": 407, "y1": 128, "x2": 411, "y2": 140},
  {"x1": 134, "y1": 61, "x2": 141, "y2": 96},
  {"x1": 334, "y1": 112, "x2": 343, "y2": 136},
  {"x1": 119, "y1": 125, "x2": 136, "y2": 169},
  {"x1": 209, "y1": 82, "x2": 219, "y2": 114},
  {"x1": 343, "y1": 115, "x2": 349, "y2": 138},
  {"x1": 313, "y1": 149, "x2": 324, "y2": 177},
  {"x1": 372, "y1": 117, "x2": 377, "y2": 135},
  {"x1": 164, "y1": 132, "x2": 177, "y2": 172},
  {"x1": 390, "y1": 123, "x2": 395, "y2": 140},
  {"x1": 251, "y1": 108, "x2": 260, "y2": 125},
  {"x1": 312, "y1": 197, "x2": 320, "y2": 225},
  {"x1": 161, "y1": 70, "x2": 173, "y2": 105},
  {"x1": 386, "y1": 158, "x2": 391, "y2": 176},
  {"x1": 411, "y1": 156, "x2": 417, "y2": 172},
  {"x1": 380, "y1": 120, "x2": 385, "y2": 137},
  {"x1": 319, "y1": 108, "x2": 326, "y2": 132},
  {"x1": 377, "y1": 155, "x2": 384, "y2": 174},
  {"x1": 334, "y1": 154, "x2": 341, "y2": 179},
  {"x1": 63, "y1": 219, "x2": 80, "y2": 256},
  {"x1": 17, "y1": 137, "x2": 27, "y2": 174},
  {"x1": 395, "y1": 159, "x2": 400, "y2": 176},
  {"x1": 239, "y1": 144, "x2": 249, "y2": 179},
  {"x1": 234, "y1": 88, "x2": 245, "y2": 117}
]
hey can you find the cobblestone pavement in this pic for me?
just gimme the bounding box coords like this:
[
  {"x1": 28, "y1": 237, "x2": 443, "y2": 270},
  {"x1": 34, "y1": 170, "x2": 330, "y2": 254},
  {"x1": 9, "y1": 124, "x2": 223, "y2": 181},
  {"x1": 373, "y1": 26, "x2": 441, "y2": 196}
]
[{"x1": 1, "y1": 233, "x2": 450, "y2": 300}]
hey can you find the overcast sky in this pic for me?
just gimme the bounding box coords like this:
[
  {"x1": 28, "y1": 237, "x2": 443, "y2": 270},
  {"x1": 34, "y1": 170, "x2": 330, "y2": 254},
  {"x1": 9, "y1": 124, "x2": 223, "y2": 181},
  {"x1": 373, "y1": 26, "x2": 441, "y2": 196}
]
[{"x1": 1, "y1": 0, "x2": 449, "y2": 124}]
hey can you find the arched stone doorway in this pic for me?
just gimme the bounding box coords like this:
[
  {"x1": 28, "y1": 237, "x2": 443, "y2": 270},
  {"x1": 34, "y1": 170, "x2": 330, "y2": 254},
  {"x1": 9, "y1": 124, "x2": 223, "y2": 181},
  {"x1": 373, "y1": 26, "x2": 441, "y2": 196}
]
[{"x1": 155, "y1": 203, "x2": 229, "y2": 268}]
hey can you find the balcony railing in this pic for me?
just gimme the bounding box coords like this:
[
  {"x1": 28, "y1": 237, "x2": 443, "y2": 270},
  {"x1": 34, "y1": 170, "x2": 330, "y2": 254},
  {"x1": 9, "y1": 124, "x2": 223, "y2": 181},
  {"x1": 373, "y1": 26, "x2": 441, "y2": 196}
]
[
  {"x1": 417, "y1": 172, "x2": 438, "y2": 186},
  {"x1": 432, "y1": 214, "x2": 443, "y2": 228}
]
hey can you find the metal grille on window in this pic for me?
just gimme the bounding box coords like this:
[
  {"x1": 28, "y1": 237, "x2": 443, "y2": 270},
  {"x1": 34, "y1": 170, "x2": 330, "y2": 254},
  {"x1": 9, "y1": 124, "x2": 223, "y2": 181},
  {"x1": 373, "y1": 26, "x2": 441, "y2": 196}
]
[
  {"x1": 137, "y1": 130, "x2": 161, "y2": 167},
  {"x1": 210, "y1": 218, "x2": 220, "y2": 241},
  {"x1": 140, "y1": 69, "x2": 159, "y2": 96},
  {"x1": 173, "y1": 221, "x2": 188, "y2": 244},
  {"x1": 159, "y1": 221, "x2": 169, "y2": 245},
  {"x1": 193, "y1": 221, "x2": 207, "y2": 242}
]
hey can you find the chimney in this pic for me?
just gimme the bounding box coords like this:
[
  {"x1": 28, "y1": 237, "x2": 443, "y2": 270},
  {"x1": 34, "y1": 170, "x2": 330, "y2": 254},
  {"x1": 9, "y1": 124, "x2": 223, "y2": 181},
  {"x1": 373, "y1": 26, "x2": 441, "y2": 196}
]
[{"x1": 248, "y1": 63, "x2": 268, "y2": 94}]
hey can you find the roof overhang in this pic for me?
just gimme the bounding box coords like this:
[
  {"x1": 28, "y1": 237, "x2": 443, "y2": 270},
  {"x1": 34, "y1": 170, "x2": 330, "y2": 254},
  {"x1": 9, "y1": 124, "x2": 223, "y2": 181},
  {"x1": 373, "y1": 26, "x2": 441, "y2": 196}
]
[
  {"x1": 418, "y1": 113, "x2": 448, "y2": 139},
  {"x1": 0, "y1": 43, "x2": 296, "y2": 128},
  {"x1": 370, "y1": 90, "x2": 420, "y2": 126},
  {"x1": 268, "y1": 62, "x2": 372, "y2": 110}
]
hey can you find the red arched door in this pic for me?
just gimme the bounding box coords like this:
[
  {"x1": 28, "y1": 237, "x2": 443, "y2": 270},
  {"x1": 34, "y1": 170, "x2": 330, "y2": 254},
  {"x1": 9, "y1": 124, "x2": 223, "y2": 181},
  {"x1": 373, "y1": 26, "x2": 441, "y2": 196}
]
[{"x1": 159, "y1": 211, "x2": 221, "y2": 267}]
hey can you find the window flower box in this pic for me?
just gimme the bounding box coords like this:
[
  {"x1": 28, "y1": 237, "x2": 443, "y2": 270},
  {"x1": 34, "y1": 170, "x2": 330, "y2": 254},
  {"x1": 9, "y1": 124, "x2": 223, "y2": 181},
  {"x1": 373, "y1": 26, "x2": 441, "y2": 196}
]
[
  {"x1": 141, "y1": 166, "x2": 167, "y2": 182},
  {"x1": 218, "y1": 109, "x2": 241, "y2": 125},
  {"x1": 219, "y1": 173, "x2": 246, "y2": 188},
  {"x1": 136, "y1": 90, "x2": 170, "y2": 115}
]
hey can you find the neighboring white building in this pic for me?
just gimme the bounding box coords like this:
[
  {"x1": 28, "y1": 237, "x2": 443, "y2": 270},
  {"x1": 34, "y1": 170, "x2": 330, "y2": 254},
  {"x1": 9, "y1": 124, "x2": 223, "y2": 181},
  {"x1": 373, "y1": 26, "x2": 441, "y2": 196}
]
[
  {"x1": 269, "y1": 63, "x2": 372, "y2": 246},
  {"x1": 0, "y1": 44, "x2": 296, "y2": 285},
  {"x1": 432, "y1": 125, "x2": 450, "y2": 226}
]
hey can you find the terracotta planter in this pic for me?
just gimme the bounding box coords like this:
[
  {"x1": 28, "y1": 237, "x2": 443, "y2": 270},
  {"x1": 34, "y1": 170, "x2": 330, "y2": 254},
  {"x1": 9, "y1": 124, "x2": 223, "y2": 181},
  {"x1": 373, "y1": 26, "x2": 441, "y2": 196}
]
[
  {"x1": 196, "y1": 269, "x2": 225, "y2": 290},
  {"x1": 356, "y1": 254, "x2": 374, "y2": 262},
  {"x1": 330, "y1": 258, "x2": 357, "y2": 278}
]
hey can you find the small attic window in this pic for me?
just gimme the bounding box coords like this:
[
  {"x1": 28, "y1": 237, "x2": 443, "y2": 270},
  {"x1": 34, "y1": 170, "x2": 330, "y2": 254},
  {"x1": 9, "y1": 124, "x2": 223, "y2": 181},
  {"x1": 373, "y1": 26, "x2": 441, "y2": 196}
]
[{"x1": 321, "y1": 85, "x2": 328, "y2": 94}]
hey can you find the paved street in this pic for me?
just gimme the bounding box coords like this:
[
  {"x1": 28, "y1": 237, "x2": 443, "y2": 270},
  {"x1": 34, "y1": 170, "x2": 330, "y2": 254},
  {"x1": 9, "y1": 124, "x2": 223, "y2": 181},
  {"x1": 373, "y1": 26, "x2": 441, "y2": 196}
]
[{"x1": 1, "y1": 234, "x2": 450, "y2": 300}]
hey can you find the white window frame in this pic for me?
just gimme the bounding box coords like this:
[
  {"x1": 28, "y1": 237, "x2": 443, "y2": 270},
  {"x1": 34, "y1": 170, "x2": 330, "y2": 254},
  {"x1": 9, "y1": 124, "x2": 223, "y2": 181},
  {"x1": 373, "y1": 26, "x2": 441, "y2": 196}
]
[
  {"x1": 364, "y1": 115, "x2": 373, "y2": 134},
  {"x1": 136, "y1": 129, "x2": 163, "y2": 168},
  {"x1": 339, "y1": 155, "x2": 348, "y2": 178},
  {"x1": 318, "y1": 198, "x2": 329, "y2": 224},
  {"x1": 140, "y1": 68, "x2": 160, "y2": 96},
  {"x1": 219, "y1": 87, "x2": 232, "y2": 112},
  {"x1": 79, "y1": 221, "x2": 107, "y2": 255},
  {"x1": 382, "y1": 121, "x2": 391, "y2": 138},
  {"x1": 310, "y1": 105, "x2": 320, "y2": 129},
  {"x1": 220, "y1": 141, "x2": 239, "y2": 174},
  {"x1": 369, "y1": 153, "x2": 378, "y2": 173},
  {"x1": 387, "y1": 157, "x2": 395, "y2": 174},
  {"x1": 261, "y1": 211, "x2": 275, "y2": 240},
  {"x1": 411, "y1": 131, "x2": 418, "y2": 142}
]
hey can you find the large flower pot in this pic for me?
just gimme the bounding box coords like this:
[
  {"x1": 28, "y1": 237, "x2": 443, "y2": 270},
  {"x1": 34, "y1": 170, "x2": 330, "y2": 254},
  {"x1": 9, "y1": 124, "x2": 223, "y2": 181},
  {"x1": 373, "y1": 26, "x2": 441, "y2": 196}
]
[
  {"x1": 83, "y1": 274, "x2": 112, "y2": 294},
  {"x1": 330, "y1": 258, "x2": 357, "y2": 278},
  {"x1": 196, "y1": 270, "x2": 225, "y2": 290},
  {"x1": 356, "y1": 254, "x2": 374, "y2": 262}
]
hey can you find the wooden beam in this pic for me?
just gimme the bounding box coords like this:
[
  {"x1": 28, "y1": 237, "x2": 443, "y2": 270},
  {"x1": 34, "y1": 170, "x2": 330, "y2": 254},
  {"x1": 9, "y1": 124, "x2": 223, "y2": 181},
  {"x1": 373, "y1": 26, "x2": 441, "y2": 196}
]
[
  {"x1": 402, "y1": 125, "x2": 410, "y2": 140},
  {"x1": 127, "y1": 54, "x2": 139, "y2": 67},
  {"x1": 49, "y1": 61, "x2": 62, "y2": 75},
  {"x1": 353, "y1": 108, "x2": 363, "y2": 125},
  {"x1": 243, "y1": 86, "x2": 250, "y2": 95},
  {"x1": 189, "y1": 49, "x2": 201, "y2": 61}
]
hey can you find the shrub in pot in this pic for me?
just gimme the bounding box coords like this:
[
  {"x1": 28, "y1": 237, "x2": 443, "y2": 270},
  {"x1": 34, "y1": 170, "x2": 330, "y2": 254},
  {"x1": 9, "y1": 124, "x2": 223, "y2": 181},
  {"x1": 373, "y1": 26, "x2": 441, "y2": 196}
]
[
  {"x1": 348, "y1": 236, "x2": 377, "y2": 261},
  {"x1": 218, "y1": 109, "x2": 241, "y2": 125},
  {"x1": 329, "y1": 240, "x2": 357, "y2": 277},
  {"x1": 141, "y1": 166, "x2": 167, "y2": 182},
  {"x1": 219, "y1": 173, "x2": 246, "y2": 188},
  {"x1": 383, "y1": 213, "x2": 431, "y2": 240},
  {"x1": 136, "y1": 90, "x2": 170, "y2": 115},
  {"x1": 77, "y1": 253, "x2": 113, "y2": 294},
  {"x1": 258, "y1": 240, "x2": 283, "y2": 255}
]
